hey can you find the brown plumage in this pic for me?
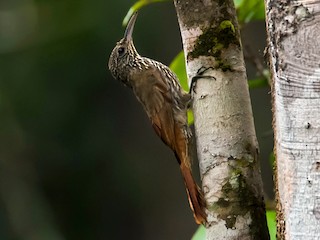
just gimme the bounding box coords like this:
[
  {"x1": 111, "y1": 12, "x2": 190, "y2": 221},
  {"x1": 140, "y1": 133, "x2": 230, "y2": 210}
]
[{"x1": 108, "y1": 11, "x2": 206, "y2": 224}]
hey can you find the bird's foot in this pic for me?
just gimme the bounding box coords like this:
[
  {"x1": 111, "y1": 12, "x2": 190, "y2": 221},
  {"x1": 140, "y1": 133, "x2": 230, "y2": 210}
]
[{"x1": 190, "y1": 67, "x2": 216, "y2": 94}]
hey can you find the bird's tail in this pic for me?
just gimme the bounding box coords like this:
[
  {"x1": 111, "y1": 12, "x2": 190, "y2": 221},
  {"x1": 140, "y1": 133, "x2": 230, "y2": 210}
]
[
  {"x1": 180, "y1": 162, "x2": 207, "y2": 224},
  {"x1": 172, "y1": 124, "x2": 207, "y2": 224}
]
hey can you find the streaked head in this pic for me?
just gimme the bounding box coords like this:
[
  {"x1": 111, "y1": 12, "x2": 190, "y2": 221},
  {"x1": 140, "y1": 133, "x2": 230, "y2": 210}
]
[{"x1": 108, "y1": 11, "x2": 139, "y2": 82}]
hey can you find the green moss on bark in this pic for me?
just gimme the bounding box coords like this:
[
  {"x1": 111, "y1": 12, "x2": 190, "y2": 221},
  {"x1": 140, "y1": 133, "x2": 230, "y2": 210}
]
[
  {"x1": 188, "y1": 20, "x2": 240, "y2": 72},
  {"x1": 209, "y1": 162, "x2": 267, "y2": 238}
]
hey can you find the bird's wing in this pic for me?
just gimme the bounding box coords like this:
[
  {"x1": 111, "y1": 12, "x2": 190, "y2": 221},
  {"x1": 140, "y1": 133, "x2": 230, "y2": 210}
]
[
  {"x1": 132, "y1": 68, "x2": 172, "y2": 115},
  {"x1": 131, "y1": 68, "x2": 177, "y2": 149}
]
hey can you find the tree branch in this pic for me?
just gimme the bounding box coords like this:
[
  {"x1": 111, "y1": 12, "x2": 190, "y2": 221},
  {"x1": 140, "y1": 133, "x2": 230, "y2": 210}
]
[{"x1": 174, "y1": 0, "x2": 269, "y2": 239}]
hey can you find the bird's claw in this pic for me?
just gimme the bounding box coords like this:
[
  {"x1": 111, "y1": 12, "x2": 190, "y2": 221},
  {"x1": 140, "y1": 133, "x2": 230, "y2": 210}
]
[{"x1": 189, "y1": 67, "x2": 216, "y2": 94}]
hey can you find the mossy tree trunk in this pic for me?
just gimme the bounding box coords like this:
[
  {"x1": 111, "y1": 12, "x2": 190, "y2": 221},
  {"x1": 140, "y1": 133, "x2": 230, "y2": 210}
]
[
  {"x1": 174, "y1": 0, "x2": 269, "y2": 239},
  {"x1": 265, "y1": 0, "x2": 320, "y2": 239}
]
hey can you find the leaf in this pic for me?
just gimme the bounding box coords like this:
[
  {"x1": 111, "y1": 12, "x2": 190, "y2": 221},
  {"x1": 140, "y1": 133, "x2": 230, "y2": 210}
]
[
  {"x1": 187, "y1": 110, "x2": 194, "y2": 125},
  {"x1": 248, "y1": 78, "x2": 269, "y2": 89},
  {"x1": 192, "y1": 225, "x2": 206, "y2": 240},
  {"x1": 234, "y1": 0, "x2": 244, "y2": 8},
  {"x1": 267, "y1": 210, "x2": 276, "y2": 240},
  {"x1": 169, "y1": 51, "x2": 194, "y2": 124},
  {"x1": 123, "y1": 0, "x2": 170, "y2": 26},
  {"x1": 269, "y1": 152, "x2": 275, "y2": 167},
  {"x1": 169, "y1": 51, "x2": 189, "y2": 92},
  {"x1": 236, "y1": 0, "x2": 265, "y2": 23}
]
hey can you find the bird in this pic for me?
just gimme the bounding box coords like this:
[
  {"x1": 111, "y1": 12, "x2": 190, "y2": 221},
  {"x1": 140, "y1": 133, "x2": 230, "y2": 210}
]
[{"x1": 108, "y1": 11, "x2": 206, "y2": 224}]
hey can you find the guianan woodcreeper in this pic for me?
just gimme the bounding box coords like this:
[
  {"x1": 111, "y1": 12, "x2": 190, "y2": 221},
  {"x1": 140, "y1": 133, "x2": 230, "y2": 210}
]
[{"x1": 108, "y1": 11, "x2": 206, "y2": 224}]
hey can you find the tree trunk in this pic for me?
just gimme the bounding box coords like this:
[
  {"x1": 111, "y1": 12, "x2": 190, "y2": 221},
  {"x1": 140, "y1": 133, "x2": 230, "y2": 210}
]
[
  {"x1": 265, "y1": 0, "x2": 320, "y2": 239},
  {"x1": 174, "y1": 0, "x2": 269, "y2": 239}
]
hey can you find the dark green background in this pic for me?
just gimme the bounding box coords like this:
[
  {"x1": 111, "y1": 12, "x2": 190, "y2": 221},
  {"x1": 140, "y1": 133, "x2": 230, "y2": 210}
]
[{"x1": 0, "y1": 0, "x2": 272, "y2": 239}]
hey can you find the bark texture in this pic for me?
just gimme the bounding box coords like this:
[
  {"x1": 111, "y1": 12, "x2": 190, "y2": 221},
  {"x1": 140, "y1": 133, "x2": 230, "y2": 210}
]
[
  {"x1": 174, "y1": 0, "x2": 269, "y2": 239},
  {"x1": 265, "y1": 0, "x2": 320, "y2": 239}
]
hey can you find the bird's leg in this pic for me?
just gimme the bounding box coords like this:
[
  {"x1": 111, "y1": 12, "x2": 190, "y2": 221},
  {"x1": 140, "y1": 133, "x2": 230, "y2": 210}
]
[{"x1": 189, "y1": 67, "x2": 216, "y2": 94}]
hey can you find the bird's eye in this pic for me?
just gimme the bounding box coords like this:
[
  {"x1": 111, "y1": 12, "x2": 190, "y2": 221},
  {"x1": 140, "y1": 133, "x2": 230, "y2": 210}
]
[{"x1": 118, "y1": 47, "x2": 125, "y2": 56}]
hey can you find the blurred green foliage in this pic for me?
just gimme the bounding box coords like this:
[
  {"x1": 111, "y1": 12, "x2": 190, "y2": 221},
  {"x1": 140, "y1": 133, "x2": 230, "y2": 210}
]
[
  {"x1": 0, "y1": 0, "x2": 188, "y2": 239},
  {"x1": 168, "y1": 51, "x2": 195, "y2": 125},
  {"x1": 235, "y1": 0, "x2": 265, "y2": 24},
  {"x1": 192, "y1": 225, "x2": 205, "y2": 240},
  {"x1": 169, "y1": 51, "x2": 188, "y2": 92}
]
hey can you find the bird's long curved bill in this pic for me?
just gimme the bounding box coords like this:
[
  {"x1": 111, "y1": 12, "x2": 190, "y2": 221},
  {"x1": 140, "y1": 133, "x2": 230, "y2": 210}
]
[{"x1": 124, "y1": 11, "x2": 138, "y2": 42}]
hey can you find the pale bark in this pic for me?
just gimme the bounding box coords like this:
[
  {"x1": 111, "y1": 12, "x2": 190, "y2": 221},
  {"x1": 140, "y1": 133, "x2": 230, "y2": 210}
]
[
  {"x1": 265, "y1": 0, "x2": 320, "y2": 239},
  {"x1": 174, "y1": 0, "x2": 269, "y2": 239}
]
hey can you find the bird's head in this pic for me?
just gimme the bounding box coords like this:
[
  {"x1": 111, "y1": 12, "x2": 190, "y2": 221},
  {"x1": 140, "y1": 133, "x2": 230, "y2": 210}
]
[{"x1": 108, "y1": 11, "x2": 139, "y2": 82}]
